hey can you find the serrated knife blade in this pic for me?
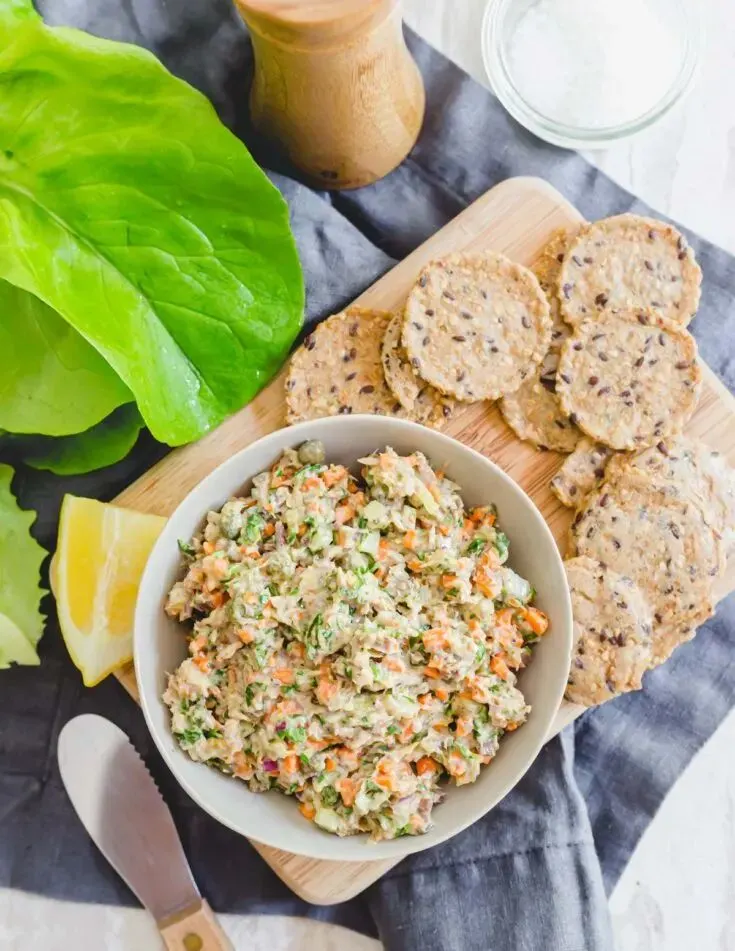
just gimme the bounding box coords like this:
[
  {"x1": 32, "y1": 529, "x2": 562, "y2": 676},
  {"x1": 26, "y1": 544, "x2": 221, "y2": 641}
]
[{"x1": 58, "y1": 714, "x2": 232, "y2": 951}]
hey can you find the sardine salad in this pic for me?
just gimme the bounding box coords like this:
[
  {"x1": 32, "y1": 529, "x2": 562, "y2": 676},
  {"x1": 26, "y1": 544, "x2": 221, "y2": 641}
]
[{"x1": 164, "y1": 442, "x2": 549, "y2": 840}]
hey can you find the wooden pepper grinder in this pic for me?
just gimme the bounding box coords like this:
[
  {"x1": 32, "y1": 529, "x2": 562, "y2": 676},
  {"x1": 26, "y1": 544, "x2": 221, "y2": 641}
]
[{"x1": 233, "y1": 0, "x2": 425, "y2": 189}]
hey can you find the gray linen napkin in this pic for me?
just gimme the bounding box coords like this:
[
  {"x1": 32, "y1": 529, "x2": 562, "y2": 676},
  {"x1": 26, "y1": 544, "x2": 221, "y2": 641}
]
[{"x1": 2, "y1": 3, "x2": 734, "y2": 950}]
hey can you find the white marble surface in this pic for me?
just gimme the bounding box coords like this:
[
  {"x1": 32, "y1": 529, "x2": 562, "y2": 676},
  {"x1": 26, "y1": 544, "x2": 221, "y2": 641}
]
[{"x1": 6, "y1": 2, "x2": 735, "y2": 949}]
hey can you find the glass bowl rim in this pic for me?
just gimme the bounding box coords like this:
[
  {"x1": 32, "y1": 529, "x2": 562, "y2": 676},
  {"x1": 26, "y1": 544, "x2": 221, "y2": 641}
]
[{"x1": 481, "y1": 0, "x2": 702, "y2": 149}]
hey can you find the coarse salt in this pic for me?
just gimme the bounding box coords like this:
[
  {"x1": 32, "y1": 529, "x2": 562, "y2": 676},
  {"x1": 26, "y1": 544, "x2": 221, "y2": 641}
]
[{"x1": 506, "y1": 0, "x2": 683, "y2": 129}]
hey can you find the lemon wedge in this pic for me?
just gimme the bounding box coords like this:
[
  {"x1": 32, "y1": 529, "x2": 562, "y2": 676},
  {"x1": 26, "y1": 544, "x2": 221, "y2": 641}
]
[{"x1": 55, "y1": 495, "x2": 166, "y2": 686}]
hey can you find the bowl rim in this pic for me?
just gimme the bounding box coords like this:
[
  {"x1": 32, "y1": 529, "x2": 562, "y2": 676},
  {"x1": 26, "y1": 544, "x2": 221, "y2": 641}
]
[
  {"x1": 481, "y1": 0, "x2": 702, "y2": 149},
  {"x1": 134, "y1": 414, "x2": 573, "y2": 861}
]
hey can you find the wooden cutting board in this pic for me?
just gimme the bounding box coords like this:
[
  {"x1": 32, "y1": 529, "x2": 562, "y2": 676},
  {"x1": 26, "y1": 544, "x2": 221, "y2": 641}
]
[{"x1": 112, "y1": 177, "x2": 735, "y2": 905}]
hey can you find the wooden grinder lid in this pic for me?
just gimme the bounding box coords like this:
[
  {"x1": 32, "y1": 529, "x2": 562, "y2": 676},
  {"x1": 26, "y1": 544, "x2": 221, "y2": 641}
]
[{"x1": 233, "y1": 0, "x2": 396, "y2": 47}]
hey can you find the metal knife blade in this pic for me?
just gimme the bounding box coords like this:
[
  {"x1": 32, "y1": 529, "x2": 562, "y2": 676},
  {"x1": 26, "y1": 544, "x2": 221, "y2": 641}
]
[{"x1": 58, "y1": 714, "x2": 201, "y2": 923}]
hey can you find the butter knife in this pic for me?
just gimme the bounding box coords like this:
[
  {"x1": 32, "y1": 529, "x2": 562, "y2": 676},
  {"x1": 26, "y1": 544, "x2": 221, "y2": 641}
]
[{"x1": 58, "y1": 714, "x2": 233, "y2": 951}]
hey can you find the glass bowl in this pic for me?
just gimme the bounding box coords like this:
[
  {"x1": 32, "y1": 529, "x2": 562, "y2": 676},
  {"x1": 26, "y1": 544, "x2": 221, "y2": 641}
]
[{"x1": 481, "y1": 0, "x2": 702, "y2": 150}]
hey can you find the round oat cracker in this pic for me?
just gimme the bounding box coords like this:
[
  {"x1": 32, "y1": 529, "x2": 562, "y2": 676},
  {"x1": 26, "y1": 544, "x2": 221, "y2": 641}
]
[
  {"x1": 556, "y1": 309, "x2": 701, "y2": 451},
  {"x1": 564, "y1": 556, "x2": 653, "y2": 707},
  {"x1": 605, "y1": 437, "x2": 734, "y2": 548},
  {"x1": 500, "y1": 377, "x2": 580, "y2": 452},
  {"x1": 499, "y1": 229, "x2": 582, "y2": 451},
  {"x1": 381, "y1": 313, "x2": 458, "y2": 429},
  {"x1": 285, "y1": 307, "x2": 409, "y2": 424},
  {"x1": 402, "y1": 252, "x2": 552, "y2": 402},
  {"x1": 570, "y1": 476, "x2": 725, "y2": 666},
  {"x1": 558, "y1": 214, "x2": 702, "y2": 327}
]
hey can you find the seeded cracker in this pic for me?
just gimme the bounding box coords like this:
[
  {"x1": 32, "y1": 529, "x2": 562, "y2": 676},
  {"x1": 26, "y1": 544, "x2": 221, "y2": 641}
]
[
  {"x1": 570, "y1": 477, "x2": 725, "y2": 665},
  {"x1": 285, "y1": 307, "x2": 409, "y2": 424},
  {"x1": 558, "y1": 214, "x2": 702, "y2": 327},
  {"x1": 500, "y1": 229, "x2": 582, "y2": 451},
  {"x1": 550, "y1": 437, "x2": 615, "y2": 507},
  {"x1": 564, "y1": 556, "x2": 653, "y2": 707},
  {"x1": 402, "y1": 252, "x2": 552, "y2": 402},
  {"x1": 605, "y1": 437, "x2": 735, "y2": 555},
  {"x1": 381, "y1": 313, "x2": 458, "y2": 429},
  {"x1": 556, "y1": 309, "x2": 701, "y2": 451}
]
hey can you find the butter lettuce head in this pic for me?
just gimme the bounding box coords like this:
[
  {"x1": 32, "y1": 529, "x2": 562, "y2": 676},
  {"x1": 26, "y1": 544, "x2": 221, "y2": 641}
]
[{"x1": 0, "y1": 12, "x2": 304, "y2": 446}]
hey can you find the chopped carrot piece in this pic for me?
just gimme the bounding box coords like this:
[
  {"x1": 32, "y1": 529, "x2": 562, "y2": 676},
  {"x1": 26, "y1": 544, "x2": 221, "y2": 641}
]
[
  {"x1": 282, "y1": 754, "x2": 299, "y2": 774},
  {"x1": 495, "y1": 607, "x2": 515, "y2": 627},
  {"x1": 523, "y1": 607, "x2": 549, "y2": 635},
  {"x1": 303, "y1": 477, "x2": 321, "y2": 490},
  {"x1": 423, "y1": 628, "x2": 449, "y2": 651},
  {"x1": 467, "y1": 619, "x2": 483, "y2": 638},
  {"x1": 274, "y1": 668, "x2": 294, "y2": 684},
  {"x1": 440, "y1": 574, "x2": 459, "y2": 590},
  {"x1": 434, "y1": 686, "x2": 449, "y2": 702},
  {"x1": 322, "y1": 466, "x2": 347, "y2": 487},
  {"x1": 338, "y1": 746, "x2": 359, "y2": 769},
  {"x1": 378, "y1": 538, "x2": 391, "y2": 560},
  {"x1": 438, "y1": 524, "x2": 450, "y2": 536},
  {"x1": 399, "y1": 722, "x2": 414, "y2": 743},
  {"x1": 336, "y1": 778, "x2": 357, "y2": 806},
  {"x1": 306, "y1": 737, "x2": 331, "y2": 750},
  {"x1": 384, "y1": 657, "x2": 404, "y2": 673},
  {"x1": 406, "y1": 558, "x2": 423, "y2": 572},
  {"x1": 263, "y1": 522, "x2": 275, "y2": 538},
  {"x1": 476, "y1": 576, "x2": 500, "y2": 599},
  {"x1": 202, "y1": 541, "x2": 215, "y2": 555},
  {"x1": 455, "y1": 716, "x2": 473, "y2": 738},
  {"x1": 416, "y1": 756, "x2": 439, "y2": 776},
  {"x1": 289, "y1": 641, "x2": 305, "y2": 659},
  {"x1": 505, "y1": 721, "x2": 520, "y2": 732},
  {"x1": 237, "y1": 629, "x2": 255, "y2": 644},
  {"x1": 209, "y1": 590, "x2": 225, "y2": 608},
  {"x1": 193, "y1": 654, "x2": 209, "y2": 673},
  {"x1": 335, "y1": 503, "x2": 355, "y2": 526},
  {"x1": 316, "y1": 679, "x2": 338, "y2": 704},
  {"x1": 417, "y1": 693, "x2": 431, "y2": 705},
  {"x1": 325, "y1": 756, "x2": 336, "y2": 772},
  {"x1": 435, "y1": 470, "x2": 445, "y2": 480},
  {"x1": 298, "y1": 523, "x2": 307, "y2": 537},
  {"x1": 336, "y1": 528, "x2": 348, "y2": 547},
  {"x1": 490, "y1": 654, "x2": 511, "y2": 680},
  {"x1": 299, "y1": 802, "x2": 316, "y2": 820},
  {"x1": 424, "y1": 665, "x2": 442, "y2": 679},
  {"x1": 403, "y1": 530, "x2": 417, "y2": 550}
]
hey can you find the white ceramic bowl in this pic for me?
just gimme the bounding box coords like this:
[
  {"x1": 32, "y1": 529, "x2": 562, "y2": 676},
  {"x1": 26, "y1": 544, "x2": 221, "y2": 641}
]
[{"x1": 134, "y1": 415, "x2": 573, "y2": 861}]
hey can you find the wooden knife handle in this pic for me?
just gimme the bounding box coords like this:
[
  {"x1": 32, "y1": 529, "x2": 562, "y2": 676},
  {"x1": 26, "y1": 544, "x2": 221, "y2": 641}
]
[{"x1": 158, "y1": 899, "x2": 233, "y2": 951}]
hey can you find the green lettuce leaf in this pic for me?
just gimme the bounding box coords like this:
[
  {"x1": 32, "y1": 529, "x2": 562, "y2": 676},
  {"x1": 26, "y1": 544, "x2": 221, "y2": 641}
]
[
  {"x1": 0, "y1": 611, "x2": 40, "y2": 669},
  {"x1": 0, "y1": 464, "x2": 46, "y2": 655},
  {"x1": 3, "y1": 0, "x2": 39, "y2": 26},
  {"x1": 20, "y1": 404, "x2": 144, "y2": 475},
  {"x1": 0, "y1": 281, "x2": 131, "y2": 436},
  {"x1": 0, "y1": 16, "x2": 303, "y2": 446}
]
